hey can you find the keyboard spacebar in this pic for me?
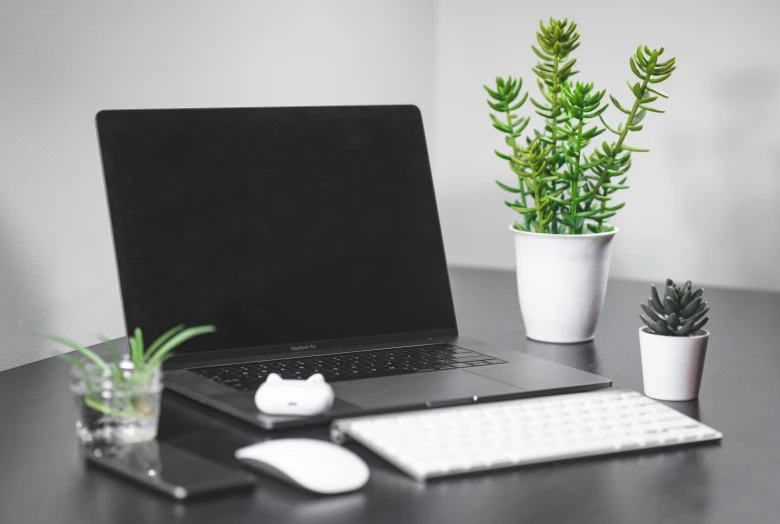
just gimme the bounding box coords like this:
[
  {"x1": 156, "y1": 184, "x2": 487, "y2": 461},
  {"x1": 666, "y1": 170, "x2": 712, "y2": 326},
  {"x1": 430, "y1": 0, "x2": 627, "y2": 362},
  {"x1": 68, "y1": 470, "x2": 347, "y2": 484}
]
[
  {"x1": 514, "y1": 441, "x2": 615, "y2": 464},
  {"x1": 331, "y1": 365, "x2": 443, "y2": 382}
]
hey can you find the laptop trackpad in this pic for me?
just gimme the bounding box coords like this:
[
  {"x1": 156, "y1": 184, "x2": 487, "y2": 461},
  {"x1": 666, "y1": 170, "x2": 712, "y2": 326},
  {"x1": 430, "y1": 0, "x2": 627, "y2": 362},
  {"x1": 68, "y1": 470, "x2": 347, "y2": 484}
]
[{"x1": 333, "y1": 370, "x2": 523, "y2": 409}]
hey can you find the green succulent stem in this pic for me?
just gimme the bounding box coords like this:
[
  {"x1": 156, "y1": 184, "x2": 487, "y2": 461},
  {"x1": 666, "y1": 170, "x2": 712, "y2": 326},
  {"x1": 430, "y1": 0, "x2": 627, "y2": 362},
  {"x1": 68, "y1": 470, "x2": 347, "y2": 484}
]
[
  {"x1": 590, "y1": 76, "x2": 651, "y2": 230},
  {"x1": 569, "y1": 105, "x2": 587, "y2": 232},
  {"x1": 589, "y1": 74, "x2": 648, "y2": 225},
  {"x1": 550, "y1": 56, "x2": 561, "y2": 155},
  {"x1": 546, "y1": 53, "x2": 563, "y2": 234},
  {"x1": 617, "y1": 79, "x2": 649, "y2": 150},
  {"x1": 504, "y1": 107, "x2": 530, "y2": 229}
]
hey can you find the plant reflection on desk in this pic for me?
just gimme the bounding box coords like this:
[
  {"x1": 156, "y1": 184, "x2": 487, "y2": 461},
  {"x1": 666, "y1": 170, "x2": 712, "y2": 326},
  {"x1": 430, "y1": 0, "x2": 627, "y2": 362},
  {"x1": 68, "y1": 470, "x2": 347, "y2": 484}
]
[{"x1": 523, "y1": 339, "x2": 602, "y2": 375}]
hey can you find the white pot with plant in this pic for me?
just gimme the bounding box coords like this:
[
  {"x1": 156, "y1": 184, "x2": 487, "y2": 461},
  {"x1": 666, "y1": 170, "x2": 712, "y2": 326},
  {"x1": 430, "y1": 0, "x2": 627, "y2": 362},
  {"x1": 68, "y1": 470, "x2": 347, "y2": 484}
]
[
  {"x1": 46, "y1": 324, "x2": 215, "y2": 446},
  {"x1": 638, "y1": 279, "x2": 710, "y2": 401},
  {"x1": 484, "y1": 17, "x2": 676, "y2": 343}
]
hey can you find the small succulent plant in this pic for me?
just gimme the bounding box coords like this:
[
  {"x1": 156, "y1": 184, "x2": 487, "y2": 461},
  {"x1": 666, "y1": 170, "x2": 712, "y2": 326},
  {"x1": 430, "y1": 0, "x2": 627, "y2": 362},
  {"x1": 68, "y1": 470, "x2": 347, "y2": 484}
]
[
  {"x1": 45, "y1": 325, "x2": 215, "y2": 417},
  {"x1": 640, "y1": 279, "x2": 709, "y2": 336},
  {"x1": 485, "y1": 18, "x2": 676, "y2": 235}
]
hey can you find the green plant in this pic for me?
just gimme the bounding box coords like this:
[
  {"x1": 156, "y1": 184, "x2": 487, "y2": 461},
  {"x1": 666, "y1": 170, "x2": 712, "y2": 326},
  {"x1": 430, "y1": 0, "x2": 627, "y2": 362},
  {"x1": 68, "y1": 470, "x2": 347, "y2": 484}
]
[
  {"x1": 640, "y1": 279, "x2": 709, "y2": 336},
  {"x1": 45, "y1": 325, "x2": 215, "y2": 416},
  {"x1": 485, "y1": 18, "x2": 676, "y2": 234}
]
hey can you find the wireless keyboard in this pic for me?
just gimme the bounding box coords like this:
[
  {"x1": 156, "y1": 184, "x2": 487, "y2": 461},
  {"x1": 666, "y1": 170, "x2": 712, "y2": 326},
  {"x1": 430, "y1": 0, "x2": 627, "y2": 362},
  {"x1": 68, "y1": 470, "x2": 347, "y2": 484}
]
[{"x1": 330, "y1": 389, "x2": 722, "y2": 481}]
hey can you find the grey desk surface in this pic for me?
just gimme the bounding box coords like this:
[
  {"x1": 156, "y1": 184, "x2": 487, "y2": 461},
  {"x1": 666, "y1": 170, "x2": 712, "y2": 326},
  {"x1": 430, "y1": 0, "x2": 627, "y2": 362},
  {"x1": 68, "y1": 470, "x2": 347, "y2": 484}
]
[{"x1": 2, "y1": 267, "x2": 779, "y2": 524}]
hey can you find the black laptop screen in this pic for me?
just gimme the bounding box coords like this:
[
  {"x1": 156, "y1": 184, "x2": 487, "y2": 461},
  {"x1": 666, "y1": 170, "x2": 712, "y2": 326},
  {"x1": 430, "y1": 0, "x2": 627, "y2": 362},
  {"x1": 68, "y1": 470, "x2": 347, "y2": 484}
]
[{"x1": 97, "y1": 106, "x2": 456, "y2": 355}]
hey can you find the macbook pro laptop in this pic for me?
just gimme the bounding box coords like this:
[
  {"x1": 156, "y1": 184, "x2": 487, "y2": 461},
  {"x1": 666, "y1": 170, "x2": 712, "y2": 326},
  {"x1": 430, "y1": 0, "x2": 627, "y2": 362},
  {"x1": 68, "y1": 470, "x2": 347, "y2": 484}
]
[{"x1": 96, "y1": 105, "x2": 610, "y2": 429}]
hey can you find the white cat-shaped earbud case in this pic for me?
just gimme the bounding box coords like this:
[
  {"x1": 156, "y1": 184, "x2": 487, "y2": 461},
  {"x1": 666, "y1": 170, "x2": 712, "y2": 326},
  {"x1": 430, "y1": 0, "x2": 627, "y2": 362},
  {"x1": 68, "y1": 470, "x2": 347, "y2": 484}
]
[{"x1": 254, "y1": 373, "x2": 335, "y2": 416}]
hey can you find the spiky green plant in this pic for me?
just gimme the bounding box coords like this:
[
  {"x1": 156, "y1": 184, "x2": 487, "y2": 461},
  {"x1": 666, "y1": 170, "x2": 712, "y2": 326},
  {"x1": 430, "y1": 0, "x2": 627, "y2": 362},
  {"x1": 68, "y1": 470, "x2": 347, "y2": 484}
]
[
  {"x1": 485, "y1": 18, "x2": 676, "y2": 234},
  {"x1": 45, "y1": 325, "x2": 215, "y2": 416},
  {"x1": 640, "y1": 280, "x2": 709, "y2": 337}
]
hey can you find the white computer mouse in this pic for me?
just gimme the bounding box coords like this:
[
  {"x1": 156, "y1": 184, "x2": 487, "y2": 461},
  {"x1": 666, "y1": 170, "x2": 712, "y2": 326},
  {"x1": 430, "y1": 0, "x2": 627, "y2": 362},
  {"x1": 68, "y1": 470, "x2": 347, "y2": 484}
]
[{"x1": 235, "y1": 438, "x2": 369, "y2": 494}]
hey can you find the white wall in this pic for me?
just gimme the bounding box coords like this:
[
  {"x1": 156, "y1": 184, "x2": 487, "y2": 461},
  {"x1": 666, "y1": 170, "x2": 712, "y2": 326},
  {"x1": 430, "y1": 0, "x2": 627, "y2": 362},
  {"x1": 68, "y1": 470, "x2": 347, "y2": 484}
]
[
  {"x1": 433, "y1": 0, "x2": 780, "y2": 290},
  {"x1": 0, "y1": 0, "x2": 436, "y2": 371},
  {"x1": 3, "y1": 0, "x2": 780, "y2": 371}
]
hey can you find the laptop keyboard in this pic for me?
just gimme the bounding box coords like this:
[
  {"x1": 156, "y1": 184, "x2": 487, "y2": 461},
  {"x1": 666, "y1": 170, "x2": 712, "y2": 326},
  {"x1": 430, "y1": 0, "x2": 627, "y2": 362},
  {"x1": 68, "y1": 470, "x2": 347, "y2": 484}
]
[{"x1": 189, "y1": 344, "x2": 507, "y2": 392}]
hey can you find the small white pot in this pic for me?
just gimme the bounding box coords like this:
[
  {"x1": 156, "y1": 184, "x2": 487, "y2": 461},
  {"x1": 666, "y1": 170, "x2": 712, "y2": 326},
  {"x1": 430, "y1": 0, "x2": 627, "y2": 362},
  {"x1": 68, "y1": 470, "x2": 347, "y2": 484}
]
[
  {"x1": 512, "y1": 225, "x2": 618, "y2": 343},
  {"x1": 639, "y1": 327, "x2": 709, "y2": 401}
]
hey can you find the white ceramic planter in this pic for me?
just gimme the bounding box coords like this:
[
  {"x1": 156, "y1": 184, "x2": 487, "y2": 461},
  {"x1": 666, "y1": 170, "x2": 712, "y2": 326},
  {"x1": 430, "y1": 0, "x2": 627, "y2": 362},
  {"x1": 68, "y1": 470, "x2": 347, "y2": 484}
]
[
  {"x1": 512, "y1": 226, "x2": 618, "y2": 343},
  {"x1": 639, "y1": 327, "x2": 709, "y2": 401}
]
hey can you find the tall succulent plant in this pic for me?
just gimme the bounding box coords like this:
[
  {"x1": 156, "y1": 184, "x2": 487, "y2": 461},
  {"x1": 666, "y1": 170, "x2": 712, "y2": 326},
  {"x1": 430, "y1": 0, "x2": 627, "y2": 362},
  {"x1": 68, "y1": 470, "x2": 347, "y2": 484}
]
[
  {"x1": 485, "y1": 18, "x2": 676, "y2": 234},
  {"x1": 640, "y1": 279, "x2": 709, "y2": 337}
]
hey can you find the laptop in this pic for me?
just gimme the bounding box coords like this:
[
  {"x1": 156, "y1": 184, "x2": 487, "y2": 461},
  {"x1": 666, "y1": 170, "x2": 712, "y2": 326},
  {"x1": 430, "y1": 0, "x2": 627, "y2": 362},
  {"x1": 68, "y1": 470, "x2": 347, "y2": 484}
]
[{"x1": 96, "y1": 105, "x2": 611, "y2": 429}]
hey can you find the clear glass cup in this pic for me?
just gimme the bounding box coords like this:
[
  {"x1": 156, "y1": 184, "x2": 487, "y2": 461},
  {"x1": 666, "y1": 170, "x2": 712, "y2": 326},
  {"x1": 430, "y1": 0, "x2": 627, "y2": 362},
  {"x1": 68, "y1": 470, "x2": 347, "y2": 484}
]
[{"x1": 70, "y1": 359, "x2": 163, "y2": 447}]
